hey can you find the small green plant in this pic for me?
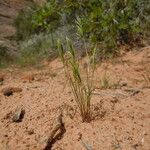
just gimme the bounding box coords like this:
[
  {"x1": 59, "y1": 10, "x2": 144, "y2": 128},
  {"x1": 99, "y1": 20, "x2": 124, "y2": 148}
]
[
  {"x1": 0, "y1": 45, "x2": 11, "y2": 68},
  {"x1": 100, "y1": 73, "x2": 121, "y2": 89},
  {"x1": 57, "y1": 38, "x2": 96, "y2": 122}
]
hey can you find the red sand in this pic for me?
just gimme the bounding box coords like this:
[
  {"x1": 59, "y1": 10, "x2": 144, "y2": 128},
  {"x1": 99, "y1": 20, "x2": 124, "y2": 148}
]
[{"x1": 0, "y1": 47, "x2": 150, "y2": 150}]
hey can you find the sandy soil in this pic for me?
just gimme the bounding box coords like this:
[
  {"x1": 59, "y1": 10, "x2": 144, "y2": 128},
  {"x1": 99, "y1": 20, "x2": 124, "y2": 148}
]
[{"x1": 0, "y1": 46, "x2": 150, "y2": 150}]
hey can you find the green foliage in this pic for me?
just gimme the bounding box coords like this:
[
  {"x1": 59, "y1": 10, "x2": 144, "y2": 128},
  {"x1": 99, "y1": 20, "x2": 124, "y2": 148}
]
[
  {"x1": 0, "y1": 45, "x2": 11, "y2": 67},
  {"x1": 137, "y1": 0, "x2": 150, "y2": 36},
  {"x1": 58, "y1": 38, "x2": 96, "y2": 122},
  {"x1": 77, "y1": 1, "x2": 145, "y2": 51},
  {"x1": 15, "y1": 1, "x2": 60, "y2": 40},
  {"x1": 15, "y1": 0, "x2": 150, "y2": 60},
  {"x1": 17, "y1": 33, "x2": 58, "y2": 66},
  {"x1": 15, "y1": 4, "x2": 38, "y2": 40},
  {"x1": 30, "y1": 1, "x2": 60, "y2": 31}
]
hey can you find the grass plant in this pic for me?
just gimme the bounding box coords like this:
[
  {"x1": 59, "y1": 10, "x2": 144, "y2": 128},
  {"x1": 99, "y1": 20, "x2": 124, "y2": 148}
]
[{"x1": 57, "y1": 38, "x2": 96, "y2": 122}]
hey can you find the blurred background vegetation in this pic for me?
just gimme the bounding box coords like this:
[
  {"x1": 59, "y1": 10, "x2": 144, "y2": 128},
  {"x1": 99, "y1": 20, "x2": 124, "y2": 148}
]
[{"x1": 1, "y1": 0, "x2": 149, "y2": 66}]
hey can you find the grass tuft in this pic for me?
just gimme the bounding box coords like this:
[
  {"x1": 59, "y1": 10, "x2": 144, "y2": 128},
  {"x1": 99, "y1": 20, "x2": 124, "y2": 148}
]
[
  {"x1": 57, "y1": 38, "x2": 96, "y2": 122},
  {"x1": 100, "y1": 73, "x2": 121, "y2": 89}
]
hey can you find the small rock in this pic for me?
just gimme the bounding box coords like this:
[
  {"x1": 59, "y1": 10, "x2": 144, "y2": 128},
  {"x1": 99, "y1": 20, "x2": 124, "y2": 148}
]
[
  {"x1": 2, "y1": 87, "x2": 22, "y2": 96},
  {"x1": 3, "y1": 88, "x2": 13, "y2": 96},
  {"x1": 12, "y1": 108, "x2": 25, "y2": 122}
]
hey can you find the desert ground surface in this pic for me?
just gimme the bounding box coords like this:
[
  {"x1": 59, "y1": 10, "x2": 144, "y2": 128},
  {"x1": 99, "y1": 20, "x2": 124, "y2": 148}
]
[
  {"x1": 0, "y1": 0, "x2": 150, "y2": 150},
  {"x1": 0, "y1": 46, "x2": 150, "y2": 150}
]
